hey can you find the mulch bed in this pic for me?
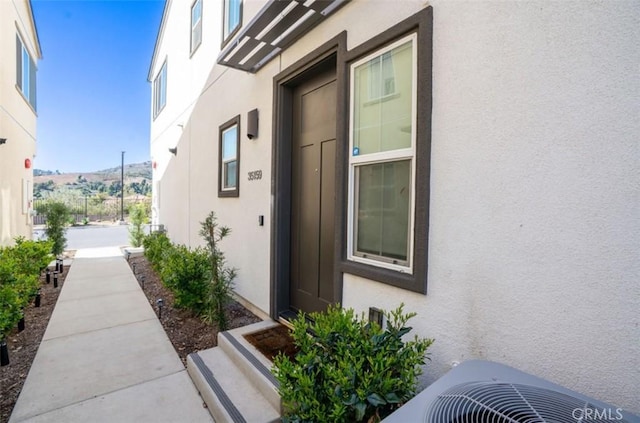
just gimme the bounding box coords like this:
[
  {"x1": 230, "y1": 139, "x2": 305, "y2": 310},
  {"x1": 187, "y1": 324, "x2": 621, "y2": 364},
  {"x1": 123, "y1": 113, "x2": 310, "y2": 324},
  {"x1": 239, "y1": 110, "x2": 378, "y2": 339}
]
[
  {"x1": 244, "y1": 325, "x2": 298, "y2": 362},
  {"x1": 0, "y1": 254, "x2": 72, "y2": 423},
  {"x1": 128, "y1": 256, "x2": 262, "y2": 365}
]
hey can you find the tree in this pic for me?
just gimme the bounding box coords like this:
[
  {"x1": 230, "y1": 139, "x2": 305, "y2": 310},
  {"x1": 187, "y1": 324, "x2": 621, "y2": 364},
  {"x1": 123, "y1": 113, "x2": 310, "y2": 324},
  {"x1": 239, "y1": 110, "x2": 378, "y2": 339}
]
[
  {"x1": 128, "y1": 203, "x2": 148, "y2": 247},
  {"x1": 200, "y1": 212, "x2": 236, "y2": 330},
  {"x1": 108, "y1": 181, "x2": 122, "y2": 197},
  {"x1": 42, "y1": 202, "x2": 70, "y2": 256}
]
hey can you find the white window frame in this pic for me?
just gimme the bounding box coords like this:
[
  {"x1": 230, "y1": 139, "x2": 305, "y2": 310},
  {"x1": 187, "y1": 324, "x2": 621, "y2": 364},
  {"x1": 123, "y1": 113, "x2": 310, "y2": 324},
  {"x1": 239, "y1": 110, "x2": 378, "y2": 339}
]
[
  {"x1": 347, "y1": 33, "x2": 418, "y2": 274},
  {"x1": 153, "y1": 61, "x2": 167, "y2": 118},
  {"x1": 221, "y1": 124, "x2": 238, "y2": 191},
  {"x1": 191, "y1": 0, "x2": 202, "y2": 54},
  {"x1": 16, "y1": 34, "x2": 36, "y2": 109},
  {"x1": 218, "y1": 115, "x2": 240, "y2": 198}
]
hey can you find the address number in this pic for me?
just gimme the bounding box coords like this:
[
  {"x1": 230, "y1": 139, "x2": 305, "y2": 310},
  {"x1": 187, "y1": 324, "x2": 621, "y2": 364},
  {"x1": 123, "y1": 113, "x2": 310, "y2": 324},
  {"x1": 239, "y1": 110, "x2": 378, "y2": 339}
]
[{"x1": 248, "y1": 170, "x2": 262, "y2": 181}]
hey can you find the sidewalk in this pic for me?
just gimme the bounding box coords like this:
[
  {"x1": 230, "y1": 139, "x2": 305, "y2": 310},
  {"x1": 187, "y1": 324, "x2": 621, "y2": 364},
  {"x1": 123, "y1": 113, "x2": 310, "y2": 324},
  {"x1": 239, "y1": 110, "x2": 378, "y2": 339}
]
[{"x1": 9, "y1": 247, "x2": 213, "y2": 423}]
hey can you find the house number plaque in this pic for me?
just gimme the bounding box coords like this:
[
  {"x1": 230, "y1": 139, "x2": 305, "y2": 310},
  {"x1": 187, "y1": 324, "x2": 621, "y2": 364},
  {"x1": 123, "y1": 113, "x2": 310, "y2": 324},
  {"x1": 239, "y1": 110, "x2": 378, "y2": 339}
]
[{"x1": 248, "y1": 170, "x2": 262, "y2": 181}]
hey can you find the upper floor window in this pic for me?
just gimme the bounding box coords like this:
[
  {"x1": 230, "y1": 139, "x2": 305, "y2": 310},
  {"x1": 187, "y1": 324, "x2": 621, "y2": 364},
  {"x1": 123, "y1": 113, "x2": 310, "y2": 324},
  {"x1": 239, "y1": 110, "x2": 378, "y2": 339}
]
[
  {"x1": 16, "y1": 34, "x2": 36, "y2": 110},
  {"x1": 153, "y1": 61, "x2": 167, "y2": 118},
  {"x1": 348, "y1": 34, "x2": 417, "y2": 273},
  {"x1": 218, "y1": 115, "x2": 240, "y2": 197},
  {"x1": 222, "y1": 0, "x2": 242, "y2": 45},
  {"x1": 191, "y1": 0, "x2": 202, "y2": 54}
]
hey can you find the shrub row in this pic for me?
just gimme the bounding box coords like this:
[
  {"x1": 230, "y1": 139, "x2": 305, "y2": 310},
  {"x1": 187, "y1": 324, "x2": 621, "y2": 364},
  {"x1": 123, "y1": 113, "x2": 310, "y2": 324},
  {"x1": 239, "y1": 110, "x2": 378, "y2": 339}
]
[
  {"x1": 142, "y1": 212, "x2": 235, "y2": 329},
  {"x1": 0, "y1": 238, "x2": 54, "y2": 341}
]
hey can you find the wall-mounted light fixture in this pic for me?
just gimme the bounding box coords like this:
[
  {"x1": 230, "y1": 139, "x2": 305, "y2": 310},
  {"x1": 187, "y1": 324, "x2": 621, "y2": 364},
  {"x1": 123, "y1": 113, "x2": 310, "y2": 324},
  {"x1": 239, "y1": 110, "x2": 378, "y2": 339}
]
[
  {"x1": 247, "y1": 109, "x2": 259, "y2": 140},
  {"x1": 168, "y1": 147, "x2": 177, "y2": 156},
  {"x1": 0, "y1": 138, "x2": 6, "y2": 145},
  {"x1": 25, "y1": 158, "x2": 31, "y2": 169}
]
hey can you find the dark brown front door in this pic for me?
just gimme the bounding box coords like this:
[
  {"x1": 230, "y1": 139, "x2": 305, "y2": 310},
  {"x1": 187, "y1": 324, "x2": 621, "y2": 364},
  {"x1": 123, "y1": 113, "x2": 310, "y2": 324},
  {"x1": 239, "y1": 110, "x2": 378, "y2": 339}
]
[{"x1": 289, "y1": 67, "x2": 337, "y2": 314}]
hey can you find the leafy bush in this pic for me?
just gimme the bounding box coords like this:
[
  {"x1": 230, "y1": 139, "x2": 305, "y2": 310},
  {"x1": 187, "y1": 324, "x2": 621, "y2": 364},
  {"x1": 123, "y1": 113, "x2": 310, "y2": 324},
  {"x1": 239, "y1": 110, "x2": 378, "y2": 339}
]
[
  {"x1": 273, "y1": 304, "x2": 434, "y2": 423},
  {"x1": 143, "y1": 231, "x2": 173, "y2": 273},
  {"x1": 0, "y1": 254, "x2": 22, "y2": 340},
  {"x1": 42, "y1": 202, "x2": 71, "y2": 255},
  {"x1": 160, "y1": 245, "x2": 211, "y2": 315},
  {"x1": 199, "y1": 212, "x2": 236, "y2": 330},
  {"x1": 128, "y1": 203, "x2": 148, "y2": 247},
  {"x1": 0, "y1": 238, "x2": 53, "y2": 340},
  {"x1": 12, "y1": 237, "x2": 54, "y2": 275}
]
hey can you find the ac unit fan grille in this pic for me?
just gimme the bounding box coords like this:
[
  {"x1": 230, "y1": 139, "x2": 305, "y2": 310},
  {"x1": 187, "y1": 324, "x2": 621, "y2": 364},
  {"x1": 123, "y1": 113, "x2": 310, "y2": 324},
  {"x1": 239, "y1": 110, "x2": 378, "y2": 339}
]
[{"x1": 426, "y1": 382, "x2": 629, "y2": 423}]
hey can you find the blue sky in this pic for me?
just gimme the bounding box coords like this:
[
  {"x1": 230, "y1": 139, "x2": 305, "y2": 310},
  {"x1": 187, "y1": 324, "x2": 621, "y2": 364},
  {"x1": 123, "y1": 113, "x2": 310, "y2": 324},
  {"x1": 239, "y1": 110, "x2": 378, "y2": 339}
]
[{"x1": 31, "y1": 0, "x2": 165, "y2": 173}]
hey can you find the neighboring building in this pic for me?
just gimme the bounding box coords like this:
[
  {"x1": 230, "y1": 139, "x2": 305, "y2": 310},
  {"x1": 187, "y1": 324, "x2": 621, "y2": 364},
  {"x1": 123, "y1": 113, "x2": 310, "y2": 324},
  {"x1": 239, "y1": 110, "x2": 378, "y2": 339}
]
[
  {"x1": 149, "y1": 0, "x2": 639, "y2": 413},
  {"x1": 0, "y1": 0, "x2": 41, "y2": 246}
]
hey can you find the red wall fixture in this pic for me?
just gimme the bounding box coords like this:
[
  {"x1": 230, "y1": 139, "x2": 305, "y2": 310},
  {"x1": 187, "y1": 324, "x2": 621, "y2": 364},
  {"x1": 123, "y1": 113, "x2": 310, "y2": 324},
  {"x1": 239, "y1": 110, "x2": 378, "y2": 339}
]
[
  {"x1": 153, "y1": 161, "x2": 157, "y2": 169},
  {"x1": 25, "y1": 158, "x2": 31, "y2": 169}
]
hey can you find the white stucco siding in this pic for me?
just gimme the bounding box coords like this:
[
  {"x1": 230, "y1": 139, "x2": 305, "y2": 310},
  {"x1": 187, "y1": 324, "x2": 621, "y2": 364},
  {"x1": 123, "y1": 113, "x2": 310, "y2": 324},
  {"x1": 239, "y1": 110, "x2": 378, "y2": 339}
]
[
  {"x1": 0, "y1": 0, "x2": 39, "y2": 246},
  {"x1": 344, "y1": 0, "x2": 639, "y2": 413},
  {"x1": 185, "y1": 59, "x2": 279, "y2": 314}
]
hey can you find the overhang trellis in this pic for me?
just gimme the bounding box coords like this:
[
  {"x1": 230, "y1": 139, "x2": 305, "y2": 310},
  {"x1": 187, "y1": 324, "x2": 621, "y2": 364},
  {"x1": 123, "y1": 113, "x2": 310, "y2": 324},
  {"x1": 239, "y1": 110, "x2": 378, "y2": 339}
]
[{"x1": 217, "y1": 0, "x2": 349, "y2": 73}]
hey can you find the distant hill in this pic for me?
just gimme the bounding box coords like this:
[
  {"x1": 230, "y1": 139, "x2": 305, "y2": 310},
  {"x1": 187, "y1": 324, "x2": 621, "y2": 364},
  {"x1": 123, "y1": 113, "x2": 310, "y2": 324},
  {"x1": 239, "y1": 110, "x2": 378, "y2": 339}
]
[{"x1": 33, "y1": 161, "x2": 152, "y2": 199}]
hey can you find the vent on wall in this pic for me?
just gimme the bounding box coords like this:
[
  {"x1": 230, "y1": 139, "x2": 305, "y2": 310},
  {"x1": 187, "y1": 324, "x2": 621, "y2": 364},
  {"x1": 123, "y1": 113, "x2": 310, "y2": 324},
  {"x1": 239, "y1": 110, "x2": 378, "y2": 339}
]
[{"x1": 382, "y1": 360, "x2": 640, "y2": 423}]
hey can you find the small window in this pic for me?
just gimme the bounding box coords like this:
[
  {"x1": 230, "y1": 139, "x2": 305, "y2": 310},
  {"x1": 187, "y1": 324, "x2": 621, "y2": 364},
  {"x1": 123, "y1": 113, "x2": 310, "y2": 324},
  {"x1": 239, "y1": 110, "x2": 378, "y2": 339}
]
[
  {"x1": 153, "y1": 61, "x2": 167, "y2": 118},
  {"x1": 191, "y1": 0, "x2": 202, "y2": 54},
  {"x1": 222, "y1": 0, "x2": 242, "y2": 45},
  {"x1": 16, "y1": 34, "x2": 36, "y2": 110},
  {"x1": 218, "y1": 115, "x2": 240, "y2": 197},
  {"x1": 348, "y1": 34, "x2": 417, "y2": 273}
]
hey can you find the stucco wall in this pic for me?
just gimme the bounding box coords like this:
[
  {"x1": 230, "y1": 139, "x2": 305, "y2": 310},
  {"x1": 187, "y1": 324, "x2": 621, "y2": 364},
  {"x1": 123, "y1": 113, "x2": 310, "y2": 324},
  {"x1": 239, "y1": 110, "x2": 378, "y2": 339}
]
[
  {"x1": 152, "y1": 0, "x2": 639, "y2": 412},
  {"x1": 343, "y1": 0, "x2": 640, "y2": 413},
  {"x1": 0, "y1": 0, "x2": 39, "y2": 246}
]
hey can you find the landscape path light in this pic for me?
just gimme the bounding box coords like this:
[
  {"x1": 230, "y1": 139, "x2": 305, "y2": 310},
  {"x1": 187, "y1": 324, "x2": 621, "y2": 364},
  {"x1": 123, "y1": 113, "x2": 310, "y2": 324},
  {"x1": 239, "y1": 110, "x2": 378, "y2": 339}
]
[{"x1": 156, "y1": 298, "x2": 164, "y2": 319}]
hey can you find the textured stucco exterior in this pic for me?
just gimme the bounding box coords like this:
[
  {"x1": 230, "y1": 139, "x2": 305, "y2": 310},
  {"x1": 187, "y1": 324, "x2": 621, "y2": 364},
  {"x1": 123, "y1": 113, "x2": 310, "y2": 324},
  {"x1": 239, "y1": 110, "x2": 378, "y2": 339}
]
[
  {"x1": 0, "y1": 0, "x2": 41, "y2": 246},
  {"x1": 150, "y1": 0, "x2": 639, "y2": 413}
]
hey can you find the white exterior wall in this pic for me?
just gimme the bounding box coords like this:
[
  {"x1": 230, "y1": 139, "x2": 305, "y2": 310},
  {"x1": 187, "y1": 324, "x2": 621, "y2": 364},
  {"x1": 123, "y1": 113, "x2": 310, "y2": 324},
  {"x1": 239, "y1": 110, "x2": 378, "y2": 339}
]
[
  {"x1": 151, "y1": 0, "x2": 639, "y2": 412},
  {"x1": 149, "y1": 0, "x2": 222, "y2": 241},
  {"x1": 0, "y1": 0, "x2": 40, "y2": 246},
  {"x1": 343, "y1": 0, "x2": 640, "y2": 413}
]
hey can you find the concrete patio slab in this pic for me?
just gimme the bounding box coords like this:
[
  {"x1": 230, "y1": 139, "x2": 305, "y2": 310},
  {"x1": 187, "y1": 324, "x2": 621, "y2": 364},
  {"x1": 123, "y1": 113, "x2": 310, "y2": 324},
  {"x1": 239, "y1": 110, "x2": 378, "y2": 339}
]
[
  {"x1": 15, "y1": 371, "x2": 213, "y2": 423},
  {"x1": 42, "y1": 290, "x2": 156, "y2": 340},
  {"x1": 10, "y1": 320, "x2": 183, "y2": 422},
  {"x1": 56, "y1": 258, "x2": 141, "y2": 302},
  {"x1": 73, "y1": 246, "x2": 123, "y2": 258}
]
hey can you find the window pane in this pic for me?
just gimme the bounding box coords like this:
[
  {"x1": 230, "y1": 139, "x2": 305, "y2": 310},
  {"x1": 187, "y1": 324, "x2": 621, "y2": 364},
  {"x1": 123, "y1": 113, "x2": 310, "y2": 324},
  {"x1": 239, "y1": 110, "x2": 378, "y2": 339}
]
[
  {"x1": 230, "y1": 0, "x2": 240, "y2": 31},
  {"x1": 224, "y1": 0, "x2": 240, "y2": 39},
  {"x1": 22, "y1": 48, "x2": 30, "y2": 99},
  {"x1": 159, "y1": 64, "x2": 166, "y2": 110},
  {"x1": 356, "y1": 160, "x2": 410, "y2": 262},
  {"x1": 353, "y1": 40, "x2": 413, "y2": 155},
  {"x1": 222, "y1": 125, "x2": 237, "y2": 160},
  {"x1": 192, "y1": 0, "x2": 201, "y2": 23},
  {"x1": 224, "y1": 160, "x2": 237, "y2": 188}
]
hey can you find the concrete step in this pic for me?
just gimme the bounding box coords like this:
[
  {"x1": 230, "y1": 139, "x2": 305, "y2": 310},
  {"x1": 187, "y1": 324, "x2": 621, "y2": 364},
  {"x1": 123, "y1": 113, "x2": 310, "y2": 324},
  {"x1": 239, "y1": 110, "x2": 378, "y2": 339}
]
[
  {"x1": 218, "y1": 321, "x2": 282, "y2": 413},
  {"x1": 187, "y1": 321, "x2": 284, "y2": 423}
]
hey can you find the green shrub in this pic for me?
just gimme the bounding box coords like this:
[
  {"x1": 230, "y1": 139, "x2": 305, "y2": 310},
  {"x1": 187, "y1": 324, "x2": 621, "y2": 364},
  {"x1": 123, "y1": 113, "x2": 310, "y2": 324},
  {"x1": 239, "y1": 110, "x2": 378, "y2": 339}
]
[
  {"x1": 199, "y1": 211, "x2": 236, "y2": 330},
  {"x1": 128, "y1": 203, "x2": 148, "y2": 247},
  {"x1": 0, "y1": 253, "x2": 22, "y2": 340},
  {"x1": 42, "y1": 202, "x2": 71, "y2": 255},
  {"x1": 0, "y1": 238, "x2": 52, "y2": 340},
  {"x1": 12, "y1": 237, "x2": 54, "y2": 275},
  {"x1": 273, "y1": 304, "x2": 434, "y2": 423},
  {"x1": 143, "y1": 231, "x2": 173, "y2": 273},
  {"x1": 160, "y1": 245, "x2": 211, "y2": 315}
]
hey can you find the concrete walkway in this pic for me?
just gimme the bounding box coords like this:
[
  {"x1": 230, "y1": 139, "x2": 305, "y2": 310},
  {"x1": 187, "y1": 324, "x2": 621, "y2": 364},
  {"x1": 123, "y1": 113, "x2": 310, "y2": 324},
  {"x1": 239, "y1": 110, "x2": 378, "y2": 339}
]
[{"x1": 9, "y1": 247, "x2": 213, "y2": 423}]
